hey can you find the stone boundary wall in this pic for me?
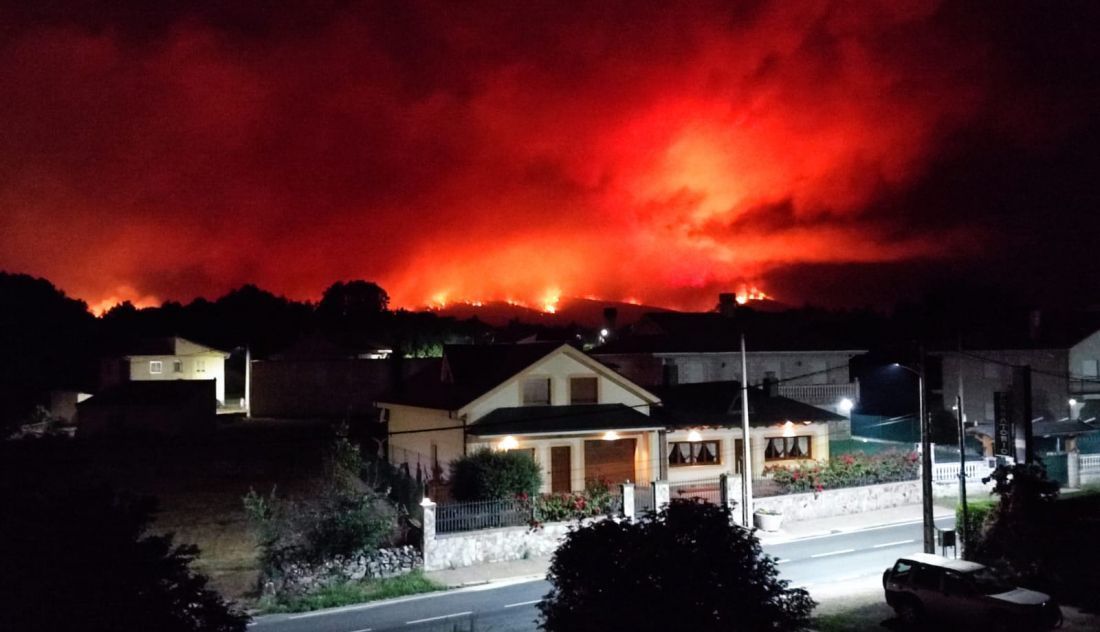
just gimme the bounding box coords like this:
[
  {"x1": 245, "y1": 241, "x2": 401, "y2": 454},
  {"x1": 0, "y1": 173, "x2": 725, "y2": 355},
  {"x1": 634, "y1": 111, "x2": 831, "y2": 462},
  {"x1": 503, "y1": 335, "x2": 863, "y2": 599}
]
[
  {"x1": 752, "y1": 480, "x2": 921, "y2": 522},
  {"x1": 425, "y1": 521, "x2": 585, "y2": 571},
  {"x1": 270, "y1": 545, "x2": 422, "y2": 596}
]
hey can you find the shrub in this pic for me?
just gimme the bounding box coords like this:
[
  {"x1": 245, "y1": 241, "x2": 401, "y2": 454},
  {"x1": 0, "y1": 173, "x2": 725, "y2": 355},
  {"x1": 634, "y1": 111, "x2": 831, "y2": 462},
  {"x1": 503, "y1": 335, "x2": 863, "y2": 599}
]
[
  {"x1": 956, "y1": 498, "x2": 995, "y2": 555},
  {"x1": 539, "y1": 499, "x2": 815, "y2": 632},
  {"x1": 765, "y1": 450, "x2": 919, "y2": 494},
  {"x1": 969, "y1": 462, "x2": 1059, "y2": 583},
  {"x1": 532, "y1": 477, "x2": 618, "y2": 523},
  {"x1": 448, "y1": 449, "x2": 542, "y2": 501},
  {"x1": 0, "y1": 485, "x2": 248, "y2": 632}
]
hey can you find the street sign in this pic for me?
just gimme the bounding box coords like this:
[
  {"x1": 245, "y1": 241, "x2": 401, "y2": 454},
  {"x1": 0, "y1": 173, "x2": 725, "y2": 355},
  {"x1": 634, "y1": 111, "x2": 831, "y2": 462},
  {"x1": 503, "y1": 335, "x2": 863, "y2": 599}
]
[{"x1": 993, "y1": 392, "x2": 1014, "y2": 457}]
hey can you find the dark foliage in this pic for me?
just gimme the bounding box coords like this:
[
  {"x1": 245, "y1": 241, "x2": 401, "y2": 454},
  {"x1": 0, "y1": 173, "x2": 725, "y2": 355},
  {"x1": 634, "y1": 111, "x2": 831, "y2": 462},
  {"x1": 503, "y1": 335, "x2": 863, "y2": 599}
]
[
  {"x1": 972, "y1": 462, "x2": 1060, "y2": 581},
  {"x1": 538, "y1": 499, "x2": 815, "y2": 632},
  {"x1": 449, "y1": 448, "x2": 542, "y2": 501},
  {"x1": 0, "y1": 484, "x2": 248, "y2": 632}
]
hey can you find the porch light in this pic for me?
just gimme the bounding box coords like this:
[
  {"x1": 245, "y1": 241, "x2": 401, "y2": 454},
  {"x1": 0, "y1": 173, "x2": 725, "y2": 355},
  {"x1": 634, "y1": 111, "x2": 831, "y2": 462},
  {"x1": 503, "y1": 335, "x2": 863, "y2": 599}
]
[
  {"x1": 498, "y1": 435, "x2": 519, "y2": 450},
  {"x1": 602, "y1": 431, "x2": 621, "y2": 441},
  {"x1": 1070, "y1": 398, "x2": 1078, "y2": 407},
  {"x1": 782, "y1": 421, "x2": 795, "y2": 437},
  {"x1": 686, "y1": 429, "x2": 703, "y2": 442}
]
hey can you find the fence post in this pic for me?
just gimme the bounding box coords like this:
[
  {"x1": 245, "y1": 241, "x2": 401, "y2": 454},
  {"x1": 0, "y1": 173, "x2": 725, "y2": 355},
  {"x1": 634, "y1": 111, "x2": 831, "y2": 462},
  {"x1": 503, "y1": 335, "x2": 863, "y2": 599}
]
[
  {"x1": 1068, "y1": 451, "x2": 1081, "y2": 489},
  {"x1": 726, "y1": 474, "x2": 743, "y2": 510},
  {"x1": 420, "y1": 499, "x2": 436, "y2": 571},
  {"x1": 719, "y1": 473, "x2": 729, "y2": 507},
  {"x1": 653, "y1": 480, "x2": 670, "y2": 510},
  {"x1": 621, "y1": 482, "x2": 635, "y2": 520}
]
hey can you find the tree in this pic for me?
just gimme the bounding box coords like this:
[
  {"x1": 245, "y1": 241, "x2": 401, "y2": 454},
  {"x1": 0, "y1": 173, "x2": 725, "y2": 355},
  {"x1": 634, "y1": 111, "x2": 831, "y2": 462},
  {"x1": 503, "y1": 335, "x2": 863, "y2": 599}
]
[
  {"x1": 970, "y1": 462, "x2": 1060, "y2": 582},
  {"x1": 317, "y1": 281, "x2": 390, "y2": 326},
  {"x1": 0, "y1": 485, "x2": 248, "y2": 632},
  {"x1": 449, "y1": 448, "x2": 542, "y2": 501},
  {"x1": 538, "y1": 499, "x2": 815, "y2": 632}
]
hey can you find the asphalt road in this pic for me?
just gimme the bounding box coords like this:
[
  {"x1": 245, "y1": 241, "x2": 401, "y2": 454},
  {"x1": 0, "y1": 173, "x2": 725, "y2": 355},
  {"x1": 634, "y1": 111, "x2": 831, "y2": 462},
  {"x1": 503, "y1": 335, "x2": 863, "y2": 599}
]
[{"x1": 251, "y1": 516, "x2": 955, "y2": 632}]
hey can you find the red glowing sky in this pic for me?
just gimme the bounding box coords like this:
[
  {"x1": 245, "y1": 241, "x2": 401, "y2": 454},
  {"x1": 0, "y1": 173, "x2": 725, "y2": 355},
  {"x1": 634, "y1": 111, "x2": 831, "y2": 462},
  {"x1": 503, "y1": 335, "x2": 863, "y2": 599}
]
[{"x1": 2, "y1": 1, "x2": 1098, "y2": 314}]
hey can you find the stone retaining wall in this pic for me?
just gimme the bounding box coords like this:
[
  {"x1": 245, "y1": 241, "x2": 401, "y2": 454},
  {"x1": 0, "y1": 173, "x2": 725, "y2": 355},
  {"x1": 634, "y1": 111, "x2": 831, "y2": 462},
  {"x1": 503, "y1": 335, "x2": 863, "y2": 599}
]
[
  {"x1": 425, "y1": 521, "x2": 584, "y2": 571},
  {"x1": 752, "y1": 480, "x2": 921, "y2": 521},
  {"x1": 269, "y1": 545, "x2": 422, "y2": 596}
]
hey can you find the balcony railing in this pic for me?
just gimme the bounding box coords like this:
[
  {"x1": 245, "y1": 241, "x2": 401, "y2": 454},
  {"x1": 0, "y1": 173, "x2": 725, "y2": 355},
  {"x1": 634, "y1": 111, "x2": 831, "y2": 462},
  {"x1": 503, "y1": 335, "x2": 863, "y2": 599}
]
[{"x1": 777, "y1": 381, "x2": 860, "y2": 406}]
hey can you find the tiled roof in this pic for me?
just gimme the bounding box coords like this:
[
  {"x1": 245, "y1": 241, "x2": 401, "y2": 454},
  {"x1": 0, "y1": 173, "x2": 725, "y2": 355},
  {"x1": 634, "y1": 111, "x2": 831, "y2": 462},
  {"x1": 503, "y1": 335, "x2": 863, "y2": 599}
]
[
  {"x1": 467, "y1": 404, "x2": 660, "y2": 437},
  {"x1": 652, "y1": 381, "x2": 844, "y2": 427}
]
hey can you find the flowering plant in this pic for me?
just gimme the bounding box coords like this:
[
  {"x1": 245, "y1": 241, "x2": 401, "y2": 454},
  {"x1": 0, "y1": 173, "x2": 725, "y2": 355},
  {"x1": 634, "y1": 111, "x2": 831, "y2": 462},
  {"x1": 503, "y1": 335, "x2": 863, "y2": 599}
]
[{"x1": 764, "y1": 450, "x2": 919, "y2": 494}]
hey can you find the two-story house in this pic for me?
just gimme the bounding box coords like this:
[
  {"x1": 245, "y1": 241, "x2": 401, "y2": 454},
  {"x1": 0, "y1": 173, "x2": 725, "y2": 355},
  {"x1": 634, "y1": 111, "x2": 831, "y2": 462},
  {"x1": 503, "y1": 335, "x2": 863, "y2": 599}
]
[{"x1": 100, "y1": 336, "x2": 229, "y2": 404}]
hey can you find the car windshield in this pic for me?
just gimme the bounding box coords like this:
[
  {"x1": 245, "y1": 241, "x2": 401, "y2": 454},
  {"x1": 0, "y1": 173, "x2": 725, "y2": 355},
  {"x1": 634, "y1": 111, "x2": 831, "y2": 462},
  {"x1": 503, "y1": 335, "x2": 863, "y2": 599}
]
[{"x1": 966, "y1": 567, "x2": 1014, "y2": 595}]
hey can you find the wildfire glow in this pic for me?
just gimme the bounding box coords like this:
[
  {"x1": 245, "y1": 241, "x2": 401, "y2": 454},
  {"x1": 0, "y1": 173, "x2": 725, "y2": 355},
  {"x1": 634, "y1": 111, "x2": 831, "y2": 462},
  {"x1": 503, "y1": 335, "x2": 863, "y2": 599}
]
[{"x1": 735, "y1": 286, "x2": 769, "y2": 305}]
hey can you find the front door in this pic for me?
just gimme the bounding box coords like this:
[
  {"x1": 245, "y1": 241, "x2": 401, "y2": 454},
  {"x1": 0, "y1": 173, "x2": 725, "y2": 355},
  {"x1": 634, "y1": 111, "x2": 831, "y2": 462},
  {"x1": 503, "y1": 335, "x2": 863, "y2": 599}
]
[
  {"x1": 551, "y1": 446, "x2": 572, "y2": 493},
  {"x1": 584, "y1": 438, "x2": 636, "y2": 486}
]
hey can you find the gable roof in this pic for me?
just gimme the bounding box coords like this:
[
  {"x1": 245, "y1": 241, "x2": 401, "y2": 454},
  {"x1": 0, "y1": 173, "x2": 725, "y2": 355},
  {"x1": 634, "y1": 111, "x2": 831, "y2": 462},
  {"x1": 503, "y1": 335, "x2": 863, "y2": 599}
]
[
  {"x1": 652, "y1": 381, "x2": 845, "y2": 428},
  {"x1": 123, "y1": 336, "x2": 228, "y2": 357},
  {"x1": 468, "y1": 404, "x2": 661, "y2": 437},
  {"x1": 377, "y1": 342, "x2": 659, "y2": 412}
]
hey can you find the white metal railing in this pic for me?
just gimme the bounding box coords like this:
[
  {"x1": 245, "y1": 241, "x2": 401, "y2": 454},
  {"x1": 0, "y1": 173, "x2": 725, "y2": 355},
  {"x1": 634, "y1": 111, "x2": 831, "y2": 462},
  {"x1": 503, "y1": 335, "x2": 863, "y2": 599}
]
[
  {"x1": 1081, "y1": 455, "x2": 1100, "y2": 476},
  {"x1": 932, "y1": 462, "x2": 994, "y2": 483},
  {"x1": 777, "y1": 382, "x2": 860, "y2": 406}
]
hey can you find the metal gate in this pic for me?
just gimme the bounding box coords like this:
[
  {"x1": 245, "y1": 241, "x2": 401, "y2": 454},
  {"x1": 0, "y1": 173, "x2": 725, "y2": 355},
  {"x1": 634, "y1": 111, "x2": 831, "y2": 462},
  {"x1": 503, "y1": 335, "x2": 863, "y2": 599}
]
[
  {"x1": 670, "y1": 476, "x2": 724, "y2": 505},
  {"x1": 634, "y1": 483, "x2": 655, "y2": 515}
]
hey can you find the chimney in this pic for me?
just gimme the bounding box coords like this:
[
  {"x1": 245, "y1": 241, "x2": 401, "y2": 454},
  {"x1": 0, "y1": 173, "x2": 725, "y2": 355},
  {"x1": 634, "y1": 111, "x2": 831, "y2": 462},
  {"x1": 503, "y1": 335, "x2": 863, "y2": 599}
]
[
  {"x1": 763, "y1": 371, "x2": 779, "y2": 397},
  {"x1": 718, "y1": 293, "x2": 737, "y2": 318},
  {"x1": 603, "y1": 307, "x2": 618, "y2": 334}
]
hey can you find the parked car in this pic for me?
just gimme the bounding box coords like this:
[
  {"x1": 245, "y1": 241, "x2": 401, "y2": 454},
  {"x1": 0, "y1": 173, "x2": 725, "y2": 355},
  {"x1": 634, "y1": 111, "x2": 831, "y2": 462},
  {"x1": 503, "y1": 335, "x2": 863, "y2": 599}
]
[{"x1": 883, "y1": 553, "x2": 1062, "y2": 630}]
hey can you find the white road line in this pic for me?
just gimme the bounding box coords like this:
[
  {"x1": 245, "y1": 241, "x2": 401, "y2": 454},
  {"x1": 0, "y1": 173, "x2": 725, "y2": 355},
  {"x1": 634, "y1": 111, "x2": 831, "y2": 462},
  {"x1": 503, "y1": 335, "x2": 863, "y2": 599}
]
[
  {"x1": 873, "y1": 539, "x2": 915, "y2": 548},
  {"x1": 406, "y1": 611, "x2": 473, "y2": 625},
  {"x1": 810, "y1": 548, "x2": 856, "y2": 558},
  {"x1": 348, "y1": 628, "x2": 372, "y2": 632},
  {"x1": 504, "y1": 599, "x2": 542, "y2": 608},
  {"x1": 775, "y1": 558, "x2": 791, "y2": 564}
]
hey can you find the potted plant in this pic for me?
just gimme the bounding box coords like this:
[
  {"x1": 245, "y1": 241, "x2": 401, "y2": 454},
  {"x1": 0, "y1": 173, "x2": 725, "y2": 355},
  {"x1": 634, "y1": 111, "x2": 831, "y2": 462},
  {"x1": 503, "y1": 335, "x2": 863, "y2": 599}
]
[{"x1": 753, "y1": 507, "x2": 783, "y2": 532}]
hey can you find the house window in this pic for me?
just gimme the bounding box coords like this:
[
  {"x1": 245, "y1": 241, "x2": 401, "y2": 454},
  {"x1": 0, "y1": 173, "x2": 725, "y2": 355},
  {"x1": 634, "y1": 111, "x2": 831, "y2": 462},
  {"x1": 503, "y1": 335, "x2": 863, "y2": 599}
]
[
  {"x1": 764, "y1": 436, "x2": 812, "y2": 461},
  {"x1": 522, "y1": 377, "x2": 551, "y2": 406},
  {"x1": 149, "y1": 361, "x2": 163, "y2": 374},
  {"x1": 195, "y1": 358, "x2": 206, "y2": 373},
  {"x1": 173, "y1": 360, "x2": 183, "y2": 373},
  {"x1": 668, "y1": 441, "x2": 720, "y2": 467},
  {"x1": 570, "y1": 377, "x2": 598, "y2": 404},
  {"x1": 1083, "y1": 359, "x2": 1099, "y2": 378}
]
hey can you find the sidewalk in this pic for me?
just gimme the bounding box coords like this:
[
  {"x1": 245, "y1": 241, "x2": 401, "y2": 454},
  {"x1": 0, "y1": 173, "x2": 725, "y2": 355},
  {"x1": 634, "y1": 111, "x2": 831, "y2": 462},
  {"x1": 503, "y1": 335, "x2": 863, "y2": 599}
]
[{"x1": 424, "y1": 502, "x2": 955, "y2": 588}]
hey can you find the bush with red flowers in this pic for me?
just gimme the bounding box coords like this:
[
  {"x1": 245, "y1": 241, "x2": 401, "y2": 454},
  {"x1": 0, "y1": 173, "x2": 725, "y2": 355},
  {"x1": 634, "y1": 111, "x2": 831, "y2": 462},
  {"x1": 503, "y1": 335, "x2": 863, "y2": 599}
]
[{"x1": 764, "y1": 450, "x2": 918, "y2": 494}]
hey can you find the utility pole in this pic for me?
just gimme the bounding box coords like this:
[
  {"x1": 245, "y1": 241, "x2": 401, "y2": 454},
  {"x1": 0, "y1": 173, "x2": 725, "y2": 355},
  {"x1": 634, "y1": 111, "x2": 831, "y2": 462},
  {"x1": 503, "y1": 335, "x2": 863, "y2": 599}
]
[
  {"x1": 956, "y1": 394, "x2": 969, "y2": 557},
  {"x1": 740, "y1": 333, "x2": 754, "y2": 528},
  {"x1": 919, "y1": 347, "x2": 934, "y2": 554}
]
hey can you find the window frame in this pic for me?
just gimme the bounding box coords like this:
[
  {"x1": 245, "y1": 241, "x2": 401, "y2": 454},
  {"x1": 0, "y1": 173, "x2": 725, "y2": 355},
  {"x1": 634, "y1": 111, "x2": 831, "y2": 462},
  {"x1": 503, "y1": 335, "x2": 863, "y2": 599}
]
[
  {"x1": 763, "y1": 435, "x2": 813, "y2": 461},
  {"x1": 668, "y1": 440, "x2": 722, "y2": 467},
  {"x1": 569, "y1": 375, "x2": 599, "y2": 405},
  {"x1": 149, "y1": 360, "x2": 163, "y2": 374},
  {"x1": 173, "y1": 359, "x2": 183, "y2": 373}
]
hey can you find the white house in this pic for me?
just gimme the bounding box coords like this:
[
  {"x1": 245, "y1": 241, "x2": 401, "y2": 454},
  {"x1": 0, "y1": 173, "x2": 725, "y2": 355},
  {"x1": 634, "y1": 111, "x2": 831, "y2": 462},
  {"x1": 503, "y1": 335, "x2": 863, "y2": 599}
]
[
  {"x1": 378, "y1": 342, "x2": 840, "y2": 495},
  {"x1": 101, "y1": 336, "x2": 230, "y2": 404}
]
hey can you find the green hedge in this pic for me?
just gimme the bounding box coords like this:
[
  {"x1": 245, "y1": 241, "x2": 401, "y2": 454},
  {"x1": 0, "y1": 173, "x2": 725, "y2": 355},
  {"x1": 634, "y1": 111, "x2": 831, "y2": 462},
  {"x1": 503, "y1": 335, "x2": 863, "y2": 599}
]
[
  {"x1": 449, "y1": 449, "x2": 543, "y2": 501},
  {"x1": 764, "y1": 451, "x2": 919, "y2": 494},
  {"x1": 956, "y1": 499, "x2": 995, "y2": 554}
]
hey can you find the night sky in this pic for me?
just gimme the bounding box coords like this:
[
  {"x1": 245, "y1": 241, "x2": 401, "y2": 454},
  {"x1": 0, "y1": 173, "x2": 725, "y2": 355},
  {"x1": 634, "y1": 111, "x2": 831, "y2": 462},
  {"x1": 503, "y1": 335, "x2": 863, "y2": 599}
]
[{"x1": 1, "y1": 1, "x2": 1098, "y2": 314}]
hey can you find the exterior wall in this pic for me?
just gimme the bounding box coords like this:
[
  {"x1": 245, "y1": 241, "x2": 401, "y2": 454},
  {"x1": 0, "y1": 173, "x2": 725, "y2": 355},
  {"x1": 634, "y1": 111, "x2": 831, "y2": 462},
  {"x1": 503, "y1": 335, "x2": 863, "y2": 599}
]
[
  {"x1": 128, "y1": 352, "x2": 227, "y2": 403},
  {"x1": 386, "y1": 404, "x2": 465, "y2": 473},
  {"x1": 595, "y1": 350, "x2": 861, "y2": 388},
  {"x1": 463, "y1": 350, "x2": 652, "y2": 423},
  {"x1": 935, "y1": 349, "x2": 1069, "y2": 424},
  {"x1": 1070, "y1": 331, "x2": 1100, "y2": 398},
  {"x1": 77, "y1": 401, "x2": 216, "y2": 436},
  {"x1": 251, "y1": 358, "x2": 433, "y2": 418},
  {"x1": 467, "y1": 431, "x2": 660, "y2": 493}
]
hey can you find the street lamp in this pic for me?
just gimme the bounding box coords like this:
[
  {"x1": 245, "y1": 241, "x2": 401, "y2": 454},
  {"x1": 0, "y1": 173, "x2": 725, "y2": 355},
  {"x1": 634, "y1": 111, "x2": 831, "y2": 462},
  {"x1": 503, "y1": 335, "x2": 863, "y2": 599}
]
[{"x1": 893, "y1": 362, "x2": 934, "y2": 554}]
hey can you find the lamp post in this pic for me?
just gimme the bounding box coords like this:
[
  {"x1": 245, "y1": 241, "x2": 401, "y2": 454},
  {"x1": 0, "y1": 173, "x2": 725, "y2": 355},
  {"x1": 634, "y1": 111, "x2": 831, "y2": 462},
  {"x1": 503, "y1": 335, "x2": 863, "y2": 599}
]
[{"x1": 894, "y1": 362, "x2": 934, "y2": 554}]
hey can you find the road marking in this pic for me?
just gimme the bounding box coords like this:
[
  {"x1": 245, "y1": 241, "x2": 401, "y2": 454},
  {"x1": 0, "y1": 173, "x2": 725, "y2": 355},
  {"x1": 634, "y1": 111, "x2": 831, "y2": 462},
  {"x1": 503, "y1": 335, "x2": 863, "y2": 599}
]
[
  {"x1": 760, "y1": 516, "x2": 954, "y2": 545},
  {"x1": 872, "y1": 539, "x2": 915, "y2": 548},
  {"x1": 775, "y1": 558, "x2": 791, "y2": 564},
  {"x1": 348, "y1": 628, "x2": 372, "y2": 632},
  {"x1": 406, "y1": 611, "x2": 473, "y2": 625},
  {"x1": 810, "y1": 548, "x2": 855, "y2": 558},
  {"x1": 504, "y1": 599, "x2": 542, "y2": 608}
]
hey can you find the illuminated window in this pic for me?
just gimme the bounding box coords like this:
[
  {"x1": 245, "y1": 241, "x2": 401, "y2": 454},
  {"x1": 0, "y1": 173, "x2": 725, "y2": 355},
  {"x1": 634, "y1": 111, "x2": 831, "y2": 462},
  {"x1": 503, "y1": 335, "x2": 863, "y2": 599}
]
[
  {"x1": 149, "y1": 361, "x2": 163, "y2": 374},
  {"x1": 173, "y1": 360, "x2": 183, "y2": 373},
  {"x1": 668, "y1": 441, "x2": 720, "y2": 467},
  {"x1": 764, "y1": 436, "x2": 812, "y2": 461},
  {"x1": 570, "y1": 377, "x2": 598, "y2": 404},
  {"x1": 522, "y1": 377, "x2": 551, "y2": 406}
]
